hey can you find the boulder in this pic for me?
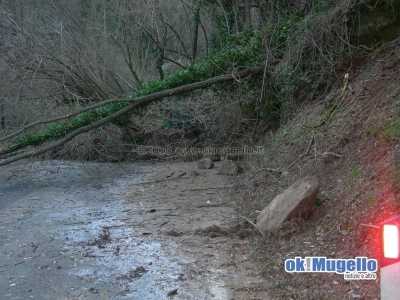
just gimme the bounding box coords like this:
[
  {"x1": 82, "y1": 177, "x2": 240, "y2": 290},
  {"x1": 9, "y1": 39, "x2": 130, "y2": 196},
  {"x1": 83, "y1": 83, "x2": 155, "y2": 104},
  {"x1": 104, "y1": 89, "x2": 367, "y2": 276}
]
[
  {"x1": 218, "y1": 160, "x2": 240, "y2": 176},
  {"x1": 197, "y1": 158, "x2": 214, "y2": 170},
  {"x1": 256, "y1": 176, "x2": 319, "y2": 234}
]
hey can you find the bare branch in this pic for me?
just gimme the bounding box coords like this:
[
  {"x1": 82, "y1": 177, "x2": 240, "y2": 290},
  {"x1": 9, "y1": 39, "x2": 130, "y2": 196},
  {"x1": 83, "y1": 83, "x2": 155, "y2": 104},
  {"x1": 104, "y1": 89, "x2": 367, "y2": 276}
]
[{"x1": 0, "y1": 66, "x2": 263, "y2": 166}]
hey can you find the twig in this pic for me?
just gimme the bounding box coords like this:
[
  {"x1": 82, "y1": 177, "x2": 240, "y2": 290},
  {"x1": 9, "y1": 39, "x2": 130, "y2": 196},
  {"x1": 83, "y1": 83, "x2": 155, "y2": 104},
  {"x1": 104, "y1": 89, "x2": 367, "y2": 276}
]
[
  {"x1": 14, "y1": 255, "x2": 38, "y2": 266},
  {"x1": 129, "y1": 176, "x2": 189, "y2": 187},
  {"x1": 231, "y1": 69, "x2": 241, "y2": 83},
  {"x1": 196, "y1": 202, "x2": 229, "y2": 208},
  {"x1": 304, "y1": 73, "x2": 350, "y2": 129},
  {"x1": 258, "y1": 49, "x2": 270, "y2": 104},
  {"x1": 360, "y1": 223, "x2": 379, "y2": 229},
  {"x1": 248, "y1": 167, "x2": 282, "y2": 181},
  {"x1": 321, "y1": 151, "x2": 342, "y2": 158},
  {"x1": 182, "y1": 185, "x2": 236, "y2": 192},
  {"x1": 239, "y1": 215, "x2": 264, "y2": 237},
  {"x1": 287, "y1": 135, "x2": 315, "y2": 170}
]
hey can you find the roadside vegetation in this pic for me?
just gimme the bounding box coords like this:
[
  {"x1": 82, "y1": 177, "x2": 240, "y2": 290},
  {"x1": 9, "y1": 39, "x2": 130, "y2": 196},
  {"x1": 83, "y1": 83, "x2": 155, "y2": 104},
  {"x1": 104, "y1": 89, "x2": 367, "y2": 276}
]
[{"x1": 2, "y1": 0, "x2": 399, "y2": 164}]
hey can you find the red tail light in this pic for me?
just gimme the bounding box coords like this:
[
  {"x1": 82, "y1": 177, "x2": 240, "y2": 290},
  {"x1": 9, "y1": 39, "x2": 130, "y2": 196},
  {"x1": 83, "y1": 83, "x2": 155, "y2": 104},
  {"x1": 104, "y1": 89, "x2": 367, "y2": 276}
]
[{"x1": 383, "y1": 224, "x2": 399, "y2": 259}]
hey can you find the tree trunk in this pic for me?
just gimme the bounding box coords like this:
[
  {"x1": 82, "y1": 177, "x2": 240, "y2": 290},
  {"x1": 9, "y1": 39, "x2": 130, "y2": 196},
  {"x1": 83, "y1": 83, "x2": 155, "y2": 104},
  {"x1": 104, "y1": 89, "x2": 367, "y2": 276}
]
[
  {"x1": 0, "y1": 66, "x2": 263, "y2": 166},
  {"x1": 243, "y1": 0, "x2": 251, "y2": 30},
  {"x1": 192, "y1": 2, "x2": 201, "y2": 63},
  {"x1": 0, "y1": 100, "x2": 5, "y2": 130}
]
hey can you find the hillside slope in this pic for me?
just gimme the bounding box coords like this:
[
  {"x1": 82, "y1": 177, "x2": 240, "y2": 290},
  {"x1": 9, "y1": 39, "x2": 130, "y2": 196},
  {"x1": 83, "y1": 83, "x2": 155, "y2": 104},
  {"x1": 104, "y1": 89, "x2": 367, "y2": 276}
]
[{"x1": 236, "y1": 36, "x2": 400, "y2": 299}]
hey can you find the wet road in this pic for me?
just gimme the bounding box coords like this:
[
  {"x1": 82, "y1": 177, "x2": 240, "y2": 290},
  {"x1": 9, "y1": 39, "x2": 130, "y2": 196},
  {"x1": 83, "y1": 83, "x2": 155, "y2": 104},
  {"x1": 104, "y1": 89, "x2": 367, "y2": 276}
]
[{"x1": 0, "y1": 161, "x2": 269, "y2": 300}]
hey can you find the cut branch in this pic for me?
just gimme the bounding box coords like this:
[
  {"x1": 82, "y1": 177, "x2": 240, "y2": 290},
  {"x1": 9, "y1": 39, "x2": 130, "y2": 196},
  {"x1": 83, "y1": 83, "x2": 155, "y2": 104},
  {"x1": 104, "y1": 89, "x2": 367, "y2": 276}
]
[{"x1": 0, "y1": 66, "x2": 263, "y2": 166}]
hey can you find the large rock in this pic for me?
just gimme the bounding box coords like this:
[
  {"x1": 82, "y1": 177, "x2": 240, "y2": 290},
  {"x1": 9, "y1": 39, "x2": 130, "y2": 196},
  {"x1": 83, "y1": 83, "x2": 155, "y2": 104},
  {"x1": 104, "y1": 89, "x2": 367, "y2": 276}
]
[
  {"x1": 197, "y1": 158, "x2": 214, "y2": 170},
  {"x1": 217, "y1": 160, "x2": 240, "y2": 176},
  {"x1": 256, "y1": 176, "x2": 319, "y2": 234}
]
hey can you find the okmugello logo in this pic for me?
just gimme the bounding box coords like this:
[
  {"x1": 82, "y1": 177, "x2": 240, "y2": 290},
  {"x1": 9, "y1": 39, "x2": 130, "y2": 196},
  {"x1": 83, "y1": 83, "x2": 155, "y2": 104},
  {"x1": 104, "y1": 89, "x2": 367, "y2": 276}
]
[{"x1": 284, "y1": 257, "x2": 378, "y2": 280}]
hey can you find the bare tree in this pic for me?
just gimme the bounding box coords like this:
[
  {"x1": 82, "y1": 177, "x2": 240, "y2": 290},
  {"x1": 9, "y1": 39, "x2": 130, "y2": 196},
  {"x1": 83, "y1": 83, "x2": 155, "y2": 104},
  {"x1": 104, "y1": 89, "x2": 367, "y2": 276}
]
[{"x1": 0, "y1": 0, "x2": 216, "y2": 132}]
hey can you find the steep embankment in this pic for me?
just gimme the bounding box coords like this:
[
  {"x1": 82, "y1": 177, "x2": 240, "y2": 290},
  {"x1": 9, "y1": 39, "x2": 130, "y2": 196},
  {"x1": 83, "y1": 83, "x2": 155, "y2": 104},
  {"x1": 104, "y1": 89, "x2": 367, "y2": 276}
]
[{"x1": 236, "y1": 37, "x2": 400, "y2": 299}]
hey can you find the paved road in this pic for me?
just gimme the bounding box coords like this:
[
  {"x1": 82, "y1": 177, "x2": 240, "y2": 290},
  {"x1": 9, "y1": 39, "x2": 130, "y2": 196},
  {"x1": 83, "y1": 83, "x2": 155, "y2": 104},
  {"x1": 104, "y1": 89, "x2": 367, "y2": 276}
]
[{"x1": 0, "y1": 160, "x2": 269, "y2": 300}]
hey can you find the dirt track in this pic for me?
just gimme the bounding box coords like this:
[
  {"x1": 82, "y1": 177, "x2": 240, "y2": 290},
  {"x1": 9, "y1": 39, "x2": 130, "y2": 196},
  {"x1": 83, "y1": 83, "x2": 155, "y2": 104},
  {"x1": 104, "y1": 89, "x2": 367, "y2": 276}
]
[{"x1": 0, "y1": 160, "x2": 268, "y2": 300}]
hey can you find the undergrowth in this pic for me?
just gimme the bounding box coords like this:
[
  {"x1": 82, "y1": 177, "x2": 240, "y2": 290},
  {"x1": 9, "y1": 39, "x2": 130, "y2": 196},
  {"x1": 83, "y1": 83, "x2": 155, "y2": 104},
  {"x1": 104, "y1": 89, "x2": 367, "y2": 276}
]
[
  {"x1": 383, "y1": 118, "x2": 400, "y2": 140},
  {"x1": 9, "y1": 0, "x2": 400, "y2": 152},
  {"x1": 13, "y1": 32, "x2": 264, "y2": 150}
]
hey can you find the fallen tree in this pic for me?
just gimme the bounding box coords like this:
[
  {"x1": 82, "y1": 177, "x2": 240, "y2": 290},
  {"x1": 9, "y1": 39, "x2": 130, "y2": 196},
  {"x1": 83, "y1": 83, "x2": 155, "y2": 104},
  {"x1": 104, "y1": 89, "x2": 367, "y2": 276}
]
[
  {"x1": 1, "y1": 31, "x2": 263, "y2": 150},
  {"x1": 0, "y1": 66, "x2": 263, "y2": 166}
]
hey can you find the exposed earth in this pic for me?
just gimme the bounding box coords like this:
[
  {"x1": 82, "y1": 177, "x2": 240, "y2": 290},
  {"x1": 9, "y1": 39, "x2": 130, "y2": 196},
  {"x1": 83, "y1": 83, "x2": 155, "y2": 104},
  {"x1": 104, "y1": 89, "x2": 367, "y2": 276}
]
[{"x1": 0, "y1": 160, "x2": 268, "y2": 300}]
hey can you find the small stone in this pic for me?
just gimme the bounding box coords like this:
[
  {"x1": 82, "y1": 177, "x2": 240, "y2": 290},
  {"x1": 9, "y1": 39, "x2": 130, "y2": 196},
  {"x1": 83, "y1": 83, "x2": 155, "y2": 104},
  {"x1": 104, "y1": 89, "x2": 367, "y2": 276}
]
[
  {"x1": 89, "y1": 287, "x2": 99, "y2": 294},
  {"x1": 197, "y1": 158, "x2": 214, "y2": 170},
  {"x1": 195, "y1": 223, "x2": 228, "y2": 237},
  {"x1": 165, "y1": 230, "x2": 183, "y2": 237},
  {"x1": 217, "y1": 160, "x2": 240, "y2": 176},
  {"x1": 167, "y1": 288, "x2": 178, "y2": 297},
  {"x1": 129, "y1": 266, "x2": 147, "y2": 278},
  {"x1": 190, "y1": 170, "x2": 200, "y2": 177}
]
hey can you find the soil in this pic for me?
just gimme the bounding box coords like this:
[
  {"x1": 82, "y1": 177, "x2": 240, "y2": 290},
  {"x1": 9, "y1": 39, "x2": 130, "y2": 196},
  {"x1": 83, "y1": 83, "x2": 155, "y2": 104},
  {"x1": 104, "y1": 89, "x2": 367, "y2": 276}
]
[
  {"x1": 232, "y1": 37, "x2": 400, "y2": 299},
  {"x1": 0, "y1": 160, "x2": 268, "y2": 300}
]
